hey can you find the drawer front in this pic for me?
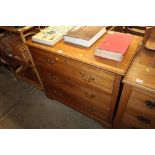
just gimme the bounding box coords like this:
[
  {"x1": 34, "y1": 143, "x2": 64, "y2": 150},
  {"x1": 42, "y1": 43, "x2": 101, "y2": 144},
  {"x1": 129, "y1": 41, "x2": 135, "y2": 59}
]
[
  {"x1": 30, "y1": 47, "x2": 115, "y2": 94},
  {"x1": 122, "y1": 105, "x2": 155, "y2": 128},
  {"x1": 30, "y1": 47, "x2": 66, "y2": 66},
  {"x1": 120, "y1": 114, "x2": 147, "y2": 129},
  {"x1": 40, "y1": 68, "x2": 112, "y2": 112},
  {"x1": 128, "y1": 88, "x2": 155, "y2": 113},
  {"x1": 119, "y1": 88, "x2": 155, "y2": 129},
  {"x1": 65, "y1": 58, "x2": 115, "y2": 94},
  {"x1": 46, "y1": 84, "x2": 110, "y2": 122}
]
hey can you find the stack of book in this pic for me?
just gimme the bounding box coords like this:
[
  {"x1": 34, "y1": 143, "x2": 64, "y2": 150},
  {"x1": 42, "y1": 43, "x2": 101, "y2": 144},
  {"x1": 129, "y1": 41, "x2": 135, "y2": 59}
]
[
  {"x1": 94, "y1": 32, "x2": 133, "y2": 61},
  {"x1": 64, "y1": 26, "x2": 106, "y2": 47}
]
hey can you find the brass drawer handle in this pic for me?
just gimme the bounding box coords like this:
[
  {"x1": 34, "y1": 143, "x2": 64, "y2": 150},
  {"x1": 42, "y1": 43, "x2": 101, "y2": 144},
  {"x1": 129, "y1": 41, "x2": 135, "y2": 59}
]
[
  {"x1": 136, "y1": 116, "x2": 151, "y2": 124},
  {"x1": 145, "y1": 100, "x2": 155, "y2": 109},
  {"x1": 53, "y1": 89, "x2": 63, "y2": 97},
  {"x1": 83, "y1": 90, "x2": 96, "y2": 99},
  {"x1": 86, "y1": 105, "x2": 96, "y2": 113},
  {"x1": 80, "y1": 72, "x2": 95, "y2": 82},
  {"x1": 47, "y1": 59, "x2": 55, "y2": 64}
]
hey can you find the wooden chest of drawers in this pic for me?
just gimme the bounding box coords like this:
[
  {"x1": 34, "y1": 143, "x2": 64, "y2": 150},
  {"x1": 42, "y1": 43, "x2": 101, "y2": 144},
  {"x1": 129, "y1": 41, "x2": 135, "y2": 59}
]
[
  {"x1": 27, "y1": 32, "x2": 142, "y2": 128},
  {"x1": 114, "y1": 48, "x2": 155, "y2": 129}
]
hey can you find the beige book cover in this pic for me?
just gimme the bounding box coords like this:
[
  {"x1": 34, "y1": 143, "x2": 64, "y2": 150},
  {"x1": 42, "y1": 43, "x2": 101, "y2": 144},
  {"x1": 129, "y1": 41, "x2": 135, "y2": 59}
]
[{"x1": 65, "y1": 26, "x2": 105, "y2": 40}]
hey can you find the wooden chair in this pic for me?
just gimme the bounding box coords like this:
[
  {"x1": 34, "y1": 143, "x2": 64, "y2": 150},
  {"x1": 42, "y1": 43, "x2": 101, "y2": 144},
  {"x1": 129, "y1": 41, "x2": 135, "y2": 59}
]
[
  {"x1": 142, "y1": 26, "x2": 155, "y2": 50},
  {"x1": 0, "y1": 54, "x2": 24, "y2": 73},
  {"x1": 124, "y1": 26, "x2": 146, "y2": 36},
  {"x1": 0, "y1": 32, "x2": 30, "y2": 74}
]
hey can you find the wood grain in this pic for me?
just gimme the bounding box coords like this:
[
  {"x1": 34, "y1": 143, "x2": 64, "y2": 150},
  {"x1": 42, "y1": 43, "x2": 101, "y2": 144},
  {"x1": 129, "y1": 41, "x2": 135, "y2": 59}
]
[
  {"x1": 113, "y1": 84, "x2": 132, "y2": 128},
  {"x1": 123, "y1": 48, "x2": 155, "y2": 93}
]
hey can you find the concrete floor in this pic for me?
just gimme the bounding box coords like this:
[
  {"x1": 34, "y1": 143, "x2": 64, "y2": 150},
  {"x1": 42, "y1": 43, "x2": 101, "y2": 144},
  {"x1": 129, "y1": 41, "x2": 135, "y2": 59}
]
[{"x1": 0, "y1": 66, "x2": 103, "y2": 129}]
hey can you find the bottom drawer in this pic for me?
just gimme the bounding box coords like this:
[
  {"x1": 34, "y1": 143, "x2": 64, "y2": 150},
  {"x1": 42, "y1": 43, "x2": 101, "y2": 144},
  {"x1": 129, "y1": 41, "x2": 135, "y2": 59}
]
[
  {"x1": 120, "y1": 114, "x2": 146, "y2": 129},
  {"x1": 120, "y1": 112, "x2": 155, "y2": 129},
  {"x1": 45, "y1": 85, "x2": 111, "y2": 123}
]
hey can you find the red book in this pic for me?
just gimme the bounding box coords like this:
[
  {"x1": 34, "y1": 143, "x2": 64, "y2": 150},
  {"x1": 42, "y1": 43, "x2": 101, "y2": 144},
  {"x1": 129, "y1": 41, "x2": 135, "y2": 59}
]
[{"x1": 95, "y1": 33, "x2": 133, "y2": 61}]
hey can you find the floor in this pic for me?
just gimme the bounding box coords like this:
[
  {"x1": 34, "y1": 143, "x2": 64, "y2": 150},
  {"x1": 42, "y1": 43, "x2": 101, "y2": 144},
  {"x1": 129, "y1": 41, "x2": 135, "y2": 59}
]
[{"x1": 0, "y1": 66, "x2": 103, "y2": 129}]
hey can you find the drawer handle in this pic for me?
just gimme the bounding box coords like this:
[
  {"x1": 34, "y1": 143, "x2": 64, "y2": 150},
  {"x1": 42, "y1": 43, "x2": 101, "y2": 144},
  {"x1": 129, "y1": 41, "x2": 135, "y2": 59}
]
[
  {"x1": 53, "y1": 89, "x2": 63, "y2": 97},
  {"x1": 47, "y1": 59, "x2": 55, "y2": 64},
  {"x1": 145, "y1": 100, "x2": 155, "y2": 109},
  {"x1": 83, "y1": 90, "x2": 96, "y2": 99},
  {"x1": 86, "y1": 106, "x2": 96, "y2": 113},
  {"x1": 80, "y1": 72, "x2": 95, "y2": 82},
  {"x1": 136, "y1": 116, "x2": 151, "y2": 124}
]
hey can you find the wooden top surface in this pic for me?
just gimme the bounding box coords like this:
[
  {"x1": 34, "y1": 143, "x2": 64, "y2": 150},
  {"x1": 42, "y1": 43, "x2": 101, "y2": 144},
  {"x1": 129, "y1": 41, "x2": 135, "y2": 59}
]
[
  {"x1": 0, "y1": 26, "x2": 34, "y2": 33},
  {"x1": 26, "y1": 31, "x2": 142, "y2": 75},
  {"x1": 123, "y1": 47, "x2": 155, "y2": 93}
]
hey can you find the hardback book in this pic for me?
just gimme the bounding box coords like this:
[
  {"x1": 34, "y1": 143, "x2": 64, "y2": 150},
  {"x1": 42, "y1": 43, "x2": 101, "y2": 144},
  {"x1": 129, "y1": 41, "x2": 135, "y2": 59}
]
[
  {"x1": 32, "y1": 26, "x2": 73, "y2": 46},
  {"x1": 95, "y1": 32, "x2": 133, "y2": 61},
  {"x1": 63, "y1": 26, "x2": 106, "y2": 47}
]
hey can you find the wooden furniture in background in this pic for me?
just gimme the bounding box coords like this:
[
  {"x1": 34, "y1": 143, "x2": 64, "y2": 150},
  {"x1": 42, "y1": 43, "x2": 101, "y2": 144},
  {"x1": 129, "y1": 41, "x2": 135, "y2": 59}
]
[
  {"x1": 0, "y1": 26, "x2": 44, "y2": 90},
  {"x1": 106, "y1": 26, "x2": 124, "y2": 33},
  {"x1": 142, "y1": 26, "x2": 155, "y2": 50},
  {"x1": 124, "y1": 26, "x2": 146, "y2": 36},
  {"x1": 114, "y1": 47, "x2": 155, "y2": 128},
  {"x1": 113, "y1": 26, "x2": 124, "y2": 32},
  {"x1": 27, "y1": 32, "x2": 142, "y2": 128}
]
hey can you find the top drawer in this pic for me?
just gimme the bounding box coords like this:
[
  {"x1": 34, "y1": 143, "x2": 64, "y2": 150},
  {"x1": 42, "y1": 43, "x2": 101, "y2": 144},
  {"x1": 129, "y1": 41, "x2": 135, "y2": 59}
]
[
  {"x1": 30, "y1": 46, "x2": 115, "y2": 94},
  {"x1": 127, "y1": 88, "x2": 155, "y2": 115},
  {"x1": 29, "y1": 46, "x2": 66, "y2": 65}
]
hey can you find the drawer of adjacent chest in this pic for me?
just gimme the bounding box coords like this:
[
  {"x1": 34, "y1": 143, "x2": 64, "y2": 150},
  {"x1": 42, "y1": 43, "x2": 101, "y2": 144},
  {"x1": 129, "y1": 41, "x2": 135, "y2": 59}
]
[
  {"x1": 127, "y1": 88, "x2": 155, "y2": 116},
  {"x1": 120, "y1": 114, "x2": 148, "y2": 129},
  {"x1": 121, "y1": 88, "x2": 155, "y2": 128},
  {"x1": 120, "y1": 111, "x2": 155, "y2": 129}
]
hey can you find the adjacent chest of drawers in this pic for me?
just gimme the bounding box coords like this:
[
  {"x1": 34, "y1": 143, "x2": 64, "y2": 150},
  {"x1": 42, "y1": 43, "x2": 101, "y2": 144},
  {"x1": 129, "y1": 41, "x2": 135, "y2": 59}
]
[
  {"x1": 27, "y1": 33, "x2": 142, "y2": 128},
  {"x1": 114, "y1": 48, "x2": 155, "y2": 129}
]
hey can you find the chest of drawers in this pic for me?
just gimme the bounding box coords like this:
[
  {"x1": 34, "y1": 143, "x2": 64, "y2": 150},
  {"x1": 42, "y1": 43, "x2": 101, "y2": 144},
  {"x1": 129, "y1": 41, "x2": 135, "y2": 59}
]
[
  {"x1": 114, "y1": 48, "x2": 155, "y2": 129},
  {"x1": 27, "y1": 33, "x2": 142, "y2": 128}
]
